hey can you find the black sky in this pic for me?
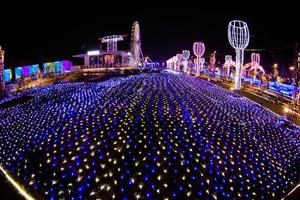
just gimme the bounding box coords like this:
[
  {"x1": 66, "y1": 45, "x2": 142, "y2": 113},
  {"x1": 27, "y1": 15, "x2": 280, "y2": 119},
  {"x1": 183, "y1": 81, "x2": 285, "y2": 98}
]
[{"x1": 0, "y1": 1, "x2": 299, "y2": 71}]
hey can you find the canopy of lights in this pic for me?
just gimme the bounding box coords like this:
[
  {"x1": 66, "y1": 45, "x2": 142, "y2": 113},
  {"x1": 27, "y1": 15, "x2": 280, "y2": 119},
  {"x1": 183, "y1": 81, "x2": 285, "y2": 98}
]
[{"x1": 0, "y1": 72, "x2": 299, "y2": 199}]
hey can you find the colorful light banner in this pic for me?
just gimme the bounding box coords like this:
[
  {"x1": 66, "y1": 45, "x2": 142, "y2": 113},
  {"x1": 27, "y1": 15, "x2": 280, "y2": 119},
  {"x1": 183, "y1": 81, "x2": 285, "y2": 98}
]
[
  {"x1": 43, "y1": 60, "x2": 72, "y2": 74},
  {"x1": 11, "y1": 60, "x2": 72, "y2": 80},
  {"x1": 15, "y1": 65, "x2": 40, "y2": 79},
  {"x1": 4, "y1": 69, "x2": 12, "y2": 82}
]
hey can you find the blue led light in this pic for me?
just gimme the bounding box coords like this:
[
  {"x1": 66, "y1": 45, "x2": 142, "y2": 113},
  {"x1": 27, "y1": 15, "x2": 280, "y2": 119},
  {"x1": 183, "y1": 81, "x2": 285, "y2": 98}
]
[{"x1": 0, "y1": 73, "x2": 298, "y2": 199}]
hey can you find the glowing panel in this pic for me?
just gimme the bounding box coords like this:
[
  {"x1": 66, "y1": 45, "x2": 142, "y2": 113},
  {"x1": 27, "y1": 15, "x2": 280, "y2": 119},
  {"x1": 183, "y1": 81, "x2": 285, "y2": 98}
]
[
  {"x1": 43, "y1": 62, "x2": 55, "y2": 74},
  {"x1": 29, "y1": 64, "x2": 40, "y2": 76},
  {"x1": 87, "y1": 50, "x2": 100, "y2": 56},
  {"x1": 15, "y1": 67, "x2": 23, "y2": 79},
  {"x1": 4, "y1": 69, "x2": 12, "y2": 82}
]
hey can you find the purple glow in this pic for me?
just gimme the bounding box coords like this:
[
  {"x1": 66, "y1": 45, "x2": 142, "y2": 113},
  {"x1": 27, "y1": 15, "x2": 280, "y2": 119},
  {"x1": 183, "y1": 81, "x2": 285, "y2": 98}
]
[
  {"x1": 22, "y1": 66, "x2": 30, "y2": 77},
  {"x1": 251, "y1": 53, "x2": 260, "y2": 65},
  {"x1": 193, "y1": 42, "x2": 205, "y2": 76}
]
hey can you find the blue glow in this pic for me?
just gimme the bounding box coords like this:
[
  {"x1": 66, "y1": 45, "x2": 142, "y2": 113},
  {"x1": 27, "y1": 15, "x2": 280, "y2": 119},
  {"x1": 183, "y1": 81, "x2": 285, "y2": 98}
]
[{"x1": 0, "y1": 73, "x2": 298, "y2": 199}]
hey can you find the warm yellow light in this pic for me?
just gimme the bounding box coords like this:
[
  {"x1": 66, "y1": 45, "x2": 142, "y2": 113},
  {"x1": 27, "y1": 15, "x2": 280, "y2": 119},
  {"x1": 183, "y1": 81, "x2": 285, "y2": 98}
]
[
  {"x1": 0, "y1": 166, "x2": 35, "y2": 200},
  {"x1": 289, "y1": 66, "x2": 295, "y2": 71},
  {"x1": 284, "y1": 107, "x2": 290, "y2": 113}
]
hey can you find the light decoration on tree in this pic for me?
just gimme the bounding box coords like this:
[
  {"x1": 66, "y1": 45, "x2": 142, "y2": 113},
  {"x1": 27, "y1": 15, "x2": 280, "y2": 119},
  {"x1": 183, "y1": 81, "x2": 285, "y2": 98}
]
[
  {"x1": 223, "y1": 55, "x2": 236, "y2": 77},
  {"x1": 175, "y1": 54, "x2": 182, "y2": 71},
  {"x1": 172, "y1": 56, "x2": 177, "y2": 70},
  {"x1": 182, "y1": 50, "x2": 190, "y2": 73},
  {"x1": 243, "y1": 53, "x2": 265, "y2": 80},
  {"x1": 251, "y1": 53, "x2": 260, "y2": 81},
  {"x1": 166, "y1": 56, "x2": 178, "y2": 70},
  {"x1": 193, "y1": 42, "x2": 205, "y2": 76},
  {"x1": 166, "y1": 59, "x2": 171, "y2": 69},
  {"x1": 228, "y1": 20, "x2": 250, "y2": 90}
]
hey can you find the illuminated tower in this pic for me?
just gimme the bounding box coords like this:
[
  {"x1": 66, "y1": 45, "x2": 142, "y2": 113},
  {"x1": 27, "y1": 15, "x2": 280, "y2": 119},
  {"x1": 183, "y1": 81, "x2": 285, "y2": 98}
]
[
  {"x1": 0, "y1": 45, "x2": 5, "y2": 96},
  {"x1": 130, "y1": 21, "x2": 143, "y2": 61},
  {"x1": 251, "y1": 53, "x2": 260, "y2": 81},
  {"x1": 228, "y1": 20, "x2": 250, "y2": 90}
]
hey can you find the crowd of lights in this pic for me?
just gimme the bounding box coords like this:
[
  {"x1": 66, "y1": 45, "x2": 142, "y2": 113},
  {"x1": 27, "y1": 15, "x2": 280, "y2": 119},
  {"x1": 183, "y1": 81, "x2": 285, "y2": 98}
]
[
  {"x1": 43, "y1": 60, "x2": 72, "y2": 74},
  {"x1": 15, "y1": 64, "x2": 40, "y2": 80},
  {"x1": 0, "y1": 72, "x2": 299, "y2": 199}
]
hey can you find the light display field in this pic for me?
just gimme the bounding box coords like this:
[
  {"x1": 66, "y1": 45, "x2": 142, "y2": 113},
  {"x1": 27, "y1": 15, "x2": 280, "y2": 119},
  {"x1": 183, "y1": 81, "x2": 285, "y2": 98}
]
[{"x1": 0, "y1": 72, "x2": 299, "y2": 199}]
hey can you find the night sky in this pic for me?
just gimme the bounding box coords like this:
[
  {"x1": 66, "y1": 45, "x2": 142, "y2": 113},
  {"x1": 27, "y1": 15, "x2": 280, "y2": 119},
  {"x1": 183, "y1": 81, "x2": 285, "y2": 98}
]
[{"x1": 1, "y1": 1, "x2": 299, "y2": 73}]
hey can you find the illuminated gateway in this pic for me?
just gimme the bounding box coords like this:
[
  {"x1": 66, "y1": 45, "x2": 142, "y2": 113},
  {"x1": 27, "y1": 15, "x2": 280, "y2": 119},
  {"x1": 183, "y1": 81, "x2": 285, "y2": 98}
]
[{"x1": 73, "y1": 21, "x2": 144, "y2": 70}]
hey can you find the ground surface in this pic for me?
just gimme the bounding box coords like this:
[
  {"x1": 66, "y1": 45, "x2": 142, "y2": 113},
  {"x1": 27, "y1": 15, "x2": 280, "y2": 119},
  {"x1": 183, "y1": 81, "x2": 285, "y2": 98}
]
[{"x1": 0, "y1": 72, "x2": 299, "y2": 199}]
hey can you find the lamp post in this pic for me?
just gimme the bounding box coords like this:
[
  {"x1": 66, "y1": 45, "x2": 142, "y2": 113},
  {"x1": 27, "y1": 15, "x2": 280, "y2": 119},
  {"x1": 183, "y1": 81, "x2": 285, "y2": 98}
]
[{"x1": 228, "y1": 20, "x2": 250, "y2": 90}]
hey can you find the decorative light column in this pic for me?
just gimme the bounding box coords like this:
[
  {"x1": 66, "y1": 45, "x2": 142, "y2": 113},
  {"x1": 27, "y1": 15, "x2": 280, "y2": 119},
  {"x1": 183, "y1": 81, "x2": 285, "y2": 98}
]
[
  {"x1": 200, "y1": 58, "x2": 205, "y2": 73},
  {"x1": 0, "y1": 46, "x2": 4, "y2": 96},
  {"x1": 176, "y1": 54, "x2": 182, "y2": 71},
  {"x1": 193, "y1": 42, "x2": 205, "y2": 77},
  {"x1": 172, "y1": 56, "x2": 177, "y2": 70},
  {"x1": 228, "y1": 20, "x2": 250, "y2": 90},
  {"x1": 225, "y1": 55, "x2": 233, "y2": 77},
  {"x1": 182, "y1": 50, "x2": 190, "y2": 73},
  {"x1": 251, "y1": 53, "x2": 260, "y2": 81}
]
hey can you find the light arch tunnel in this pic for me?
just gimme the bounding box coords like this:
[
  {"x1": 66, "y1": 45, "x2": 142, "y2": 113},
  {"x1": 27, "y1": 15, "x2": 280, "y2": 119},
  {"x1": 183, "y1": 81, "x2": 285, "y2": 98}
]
[{"x1": 223, "y1": 62, "x2": 265, "y2": 78}]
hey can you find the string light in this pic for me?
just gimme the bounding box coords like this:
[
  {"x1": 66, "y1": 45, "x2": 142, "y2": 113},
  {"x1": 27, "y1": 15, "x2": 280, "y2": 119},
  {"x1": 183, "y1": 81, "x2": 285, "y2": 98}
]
[{"x1": 0, "y1": 72, "x2": 298, "y2": 199}]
